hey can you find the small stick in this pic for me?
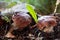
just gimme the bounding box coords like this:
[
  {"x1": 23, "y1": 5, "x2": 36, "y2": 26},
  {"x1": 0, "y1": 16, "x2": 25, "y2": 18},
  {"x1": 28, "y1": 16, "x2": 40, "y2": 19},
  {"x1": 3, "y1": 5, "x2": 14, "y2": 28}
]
[{"x1": 54, "y1": 0, "x2": 60, "y2": 14}]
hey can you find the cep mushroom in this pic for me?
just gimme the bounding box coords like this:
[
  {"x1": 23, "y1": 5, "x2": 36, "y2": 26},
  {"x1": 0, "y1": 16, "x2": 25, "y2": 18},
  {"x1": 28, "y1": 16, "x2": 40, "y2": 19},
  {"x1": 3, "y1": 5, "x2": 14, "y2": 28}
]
[
  {"x1": 37, "y1": 16, "x2": 57, "y2": 33},
  {"x1": 5, "y1": 12, "x2": 32, "y2": 38}
]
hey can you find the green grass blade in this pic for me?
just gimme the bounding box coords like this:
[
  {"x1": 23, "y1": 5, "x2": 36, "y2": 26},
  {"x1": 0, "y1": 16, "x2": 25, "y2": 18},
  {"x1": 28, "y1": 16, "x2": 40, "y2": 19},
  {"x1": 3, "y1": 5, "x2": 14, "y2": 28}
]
[{"x1": 26, "y1": 4, "x2": 38, "y2": 23}]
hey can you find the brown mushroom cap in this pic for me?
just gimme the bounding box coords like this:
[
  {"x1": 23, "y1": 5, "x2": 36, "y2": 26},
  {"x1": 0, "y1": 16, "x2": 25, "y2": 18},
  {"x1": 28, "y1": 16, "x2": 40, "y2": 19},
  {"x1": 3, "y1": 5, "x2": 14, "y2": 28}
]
[
  {"x1": 37, "y1": 16, "x2": 57, "y2": 33},
  {"x1": 12, "y1": 12, "x2": 32, "y2": 30}
]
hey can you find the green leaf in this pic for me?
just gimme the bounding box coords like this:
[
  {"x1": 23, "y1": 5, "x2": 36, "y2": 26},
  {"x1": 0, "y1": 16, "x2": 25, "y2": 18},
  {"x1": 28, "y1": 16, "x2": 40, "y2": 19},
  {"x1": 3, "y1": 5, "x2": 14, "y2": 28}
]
[
  {"x1": 5, "y1": 0, "x2": 11, "y2": 2},
  {"x1": 26, "y1": 4, "x2": 38, "y2": 23},
  {"x1": 2, "y1": 16, "x2": 10, "y2": 22},
  {"x1": 7, "y1": 2, "x2": 17, "y2": 8}
]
